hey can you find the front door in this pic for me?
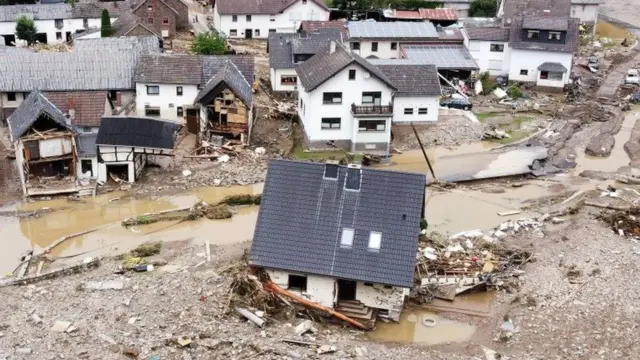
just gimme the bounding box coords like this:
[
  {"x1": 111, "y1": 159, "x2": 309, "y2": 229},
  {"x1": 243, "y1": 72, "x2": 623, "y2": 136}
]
[
  {"x1": 245, "y1": 29, "x2": 253, "y2": 39},
  {"x1": 186, "y1": 109, "x2": 199, "y2": 134},
  {"x1": 337, "y1": 279, "x2": 357, "y2": 301}
]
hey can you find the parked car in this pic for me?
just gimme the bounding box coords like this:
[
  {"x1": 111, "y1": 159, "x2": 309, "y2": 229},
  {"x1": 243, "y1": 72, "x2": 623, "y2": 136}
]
[
  {"x1": 588, "y1": 56, "x2": 599, "y2": 70},
  {"x1": 440, "y1": 97, "x2": 473, "y2": 111},
  {"x1": 625, "y1": 69, "x2": 639, "y2": 85}
]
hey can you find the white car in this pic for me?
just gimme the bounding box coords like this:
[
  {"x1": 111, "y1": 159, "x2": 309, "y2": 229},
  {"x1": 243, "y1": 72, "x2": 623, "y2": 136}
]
[{"x1": 625, "y1": 69, "x2": 639, "y2": 85}]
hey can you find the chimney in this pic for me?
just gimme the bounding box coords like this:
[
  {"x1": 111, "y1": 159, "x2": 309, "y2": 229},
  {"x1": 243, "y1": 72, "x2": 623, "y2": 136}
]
[
  {"x1": 329, "y1": 40, "x2": 336, "y2": 54},
  {"x1": 115, "y1": 91, "x2": 122, "y2": 107},
  {"x1": 67, "y1": 95, "x2": 75, "y2": 122}
]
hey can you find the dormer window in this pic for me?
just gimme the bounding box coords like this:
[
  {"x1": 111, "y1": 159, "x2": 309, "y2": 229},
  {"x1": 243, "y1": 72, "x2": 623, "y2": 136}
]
[
  {"x1": 548, "y1": 31, "x2": 561, "y2": 40},
  {"x1": 527, "y1": 30, "x2": 539, "y2": 40}
]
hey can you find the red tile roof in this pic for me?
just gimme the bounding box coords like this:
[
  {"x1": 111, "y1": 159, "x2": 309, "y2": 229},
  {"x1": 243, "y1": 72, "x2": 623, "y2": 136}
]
[
  {"x1": 418, "y1": 8, "x2": 458, "y2": 21},
  {"x1": 44, "y1": 91, "x2": 108, "y2": 128}
]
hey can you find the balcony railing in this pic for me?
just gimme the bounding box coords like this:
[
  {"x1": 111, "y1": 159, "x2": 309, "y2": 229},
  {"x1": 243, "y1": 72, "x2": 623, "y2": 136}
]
[{"x1": 351, "y1": 103, "x2": 393, "y2": 116}]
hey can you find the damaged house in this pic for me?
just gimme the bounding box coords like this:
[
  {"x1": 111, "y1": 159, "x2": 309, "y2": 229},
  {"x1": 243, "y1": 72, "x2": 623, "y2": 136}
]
[
  {"x1": 251, "y1": 160, "x2": 426, "y2": 322},
  {"x1": 8, "y1": 91, "x2": 92, "y2": 197}
]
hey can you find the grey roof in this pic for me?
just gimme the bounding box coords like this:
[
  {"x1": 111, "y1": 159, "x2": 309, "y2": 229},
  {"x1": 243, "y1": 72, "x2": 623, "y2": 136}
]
[
  {"x1": 0, "y1": 44, "x2": 34, "y2": 53},
  {"x1": 377, "y1": 64, "x2": 441, "y2": 96},
  {"x1": 295, "y1": 44, "x2": 396, "y2": 92},
  {"x1": 41, "y1": 0, "x2": 65, "y2": 4},
  {"x1": 76, "y1": 133, "x2": 97, "y2": 158},
  {"x1": 201, "y1": 55, "x2": 254, "y2": 87},
  {"x1": 111, "y1": 11, "x2": 160, "y2": 37},
  {"x1": 135, "y1": 54, "x2": 202, "y2": 85},
  {"x1": 8, "y1": 90, "x2": 72, "y2": 141},
  {"x1": 97, "y1": 116, "x2": 179, "y2": 149},
  {"x1": 216, "y1": 0, "x2": 328, "y2": 15},
  {"x1": 0, "y1": 36, "x2": 160, "y2": 92},
  {"x1": 465, "y1": 27, "x2": 510, "y2": 41},
  {"x1": 194, "y1": 60, "x2": 253, "y2": 106},
  {"x1": 571, "y1": 0, "x2": 602, "y2": 4},
  {"x1": 348, "y1": 21, "x2": 438, "y2": 40},
  {"x1": 509, "y1": 16, "x2": 579, "y2": 52},
  {"x1": 250, "y1": 160, "x2": 426, "y2": 288},
  {"x1": 462, "y1": 17, "x2": 502, "y2": 27},
  {"x1": 537, "y1": 62, "x2": 568, "y2": 72},
  {"x1": 71, "y1": 1, "x2": 132, "y2": 18},
  {"x1": 268, "y1": 30, "x2": 344, "y2": 70},
  {"x1": 399, "y1": 44, "x2": 479, "y2": 70},
  {"x1": 502, "y1": 0, "x2": 571, "y2": 25},
  {"x1": 522, "y1": 15, "x2": 568, "y2": 31},
  {"x1": 0, "y1": 3, "x2": 71, "y2": 21},
  {"x1": 268, "y1": 33, "x2": 296, "y2": 69}
]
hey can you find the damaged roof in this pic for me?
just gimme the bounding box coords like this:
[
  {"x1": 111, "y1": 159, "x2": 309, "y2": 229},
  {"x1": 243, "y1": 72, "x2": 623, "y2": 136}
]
[
  {"x1": 377, "y1": 64, "x2": 441, "y2": 96},
  {"x1": 216, "y1": 0, "x2": 328, "y2": 15},
  {"x1": 44, "y1": 91, "x2": 108, "y2": 128},
  {"x1": 299, "y1": 20, "x2": 348, "y2": 35},
  {"x1": 200, "y1": 55, "x2": 255, "y2": 87},
  {"x1": 194, "y1": 60, "x2": 253, "y2": 106},
  {"x1": 97, "y1": 116, "x2": 179, "y2": 150},
  {"x1": 465, "y1": 27, "x2": 511, "y2": 41},
  {"x1": 501, "y1": 0, "x2": 571, "y2": 25},
  {"x1": 509, "y1": 16, "x2": 579, "y2": 52},
  {"x1": 8, "y1": 90, "x2": 73, "y2": 141},
  {"x1": 251, "y1": 160, "x2": 425, "y2": 288},
  {"x1": 295, "y1": 44, "x2": 396, "y2": 92}
]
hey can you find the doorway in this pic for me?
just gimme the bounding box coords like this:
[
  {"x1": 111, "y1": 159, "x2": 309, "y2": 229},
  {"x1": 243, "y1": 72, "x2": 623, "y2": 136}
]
[
  {"x1": 186, "y1": 108, "x2": 199, "y2": 134},
  {"x1": 2, "y1": 34, "x2": 15, "y2": 46},
  {"x1": 220, "y1": 112, "x2": 228, "y2": 126},
  {"x1": 245, "y1": 29, "x2": 252, "y2": 39},
  {"x1": 337, "y1": 279, "x2": 356, "y2": 301}
]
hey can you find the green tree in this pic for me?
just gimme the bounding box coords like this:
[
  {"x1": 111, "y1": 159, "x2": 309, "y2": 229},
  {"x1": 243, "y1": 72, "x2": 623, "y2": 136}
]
[
  {"x1": 101, "y1": 9, "x2": 112, "y2": 37},
  {"x1": 191, "y1": 32, "x2": 227, "y2": 55},
  {"x1": 468, "y1": 0, "x2": 497, "y2": 17},
  {"x1": 15, "y1": 16, "x2": 37, "y2": 45}
]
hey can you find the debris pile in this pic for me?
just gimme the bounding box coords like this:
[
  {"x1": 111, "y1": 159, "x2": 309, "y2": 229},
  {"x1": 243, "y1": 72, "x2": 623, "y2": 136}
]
[{"x1": 598, "y1": 207, "x2": 640, "y2": 236}]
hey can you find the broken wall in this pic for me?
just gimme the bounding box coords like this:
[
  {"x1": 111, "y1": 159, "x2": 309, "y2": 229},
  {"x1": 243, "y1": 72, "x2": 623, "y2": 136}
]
[
  {"x1": 355, "y1": 282, "x2": 408, "y2": 310},
  {"x1": 266, "y1": 269, "x2": 336, "y2": 308}
]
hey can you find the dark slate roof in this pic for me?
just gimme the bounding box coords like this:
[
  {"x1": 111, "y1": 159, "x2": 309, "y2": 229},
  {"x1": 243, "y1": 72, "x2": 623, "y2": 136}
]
[
  {"x1": 538, "y1": 62, "x2": 568, "y2": 72},
  {"x1": 0, "y1": 44, "x2": 34, "y2": 53},
  {"x1": 8, "y1": 91, "x2": 73, "y2": 141},
  {"x1": 251, "y1": 160, "x2": 426, "y2": 288},
  {"x1": 216, "y1": 0, "x2": 328, "y2": 15},
  {"x1": 377, "y1": 64, "x2": 441, "y2": 96},
  {"x1": 76, "y1": 133, "x2": 97, "y2": 158},
  {"x1": 268, "y1": 30, "x2": 344, "y2": 70},
  {"x1": 0, "y1": 3, "x2": 71, "y2": 21},
  {"x1": 194, "y1": 60, "x2": 253, "y2": 106},
  {"x1": 201, "y1": 55, "x2": 254, "y2": 87},
  {"x1": 268, "y1": 32, "x2": 296, "y2": 69},
  {"x1": 96, "y1": 116, "x2": 179, "y2": 149},
  {"x1": 71, "y1": 1, "x2": 133, "y2": 18},
  {"x1": 295, "y1": 44, "x2": 396, "y2": 92},
  {"x1": 502, "y1": 0, "x2": 571, "y2": 25},
  {"x1": 509, "y1": 16, "x2": 579, "y2": 52},
  {"x1": 465, "y1": 27, "x2": 510, "y2": 41},
  {"x1": 522, "y1": 16, "x2": 569, "y2": 31},
  {"x1": 135, "y1": 54, "x2": 202, "y2": 85},
  {"x1": 44, "y1": 91, "x2": 108, "y2": 128}
]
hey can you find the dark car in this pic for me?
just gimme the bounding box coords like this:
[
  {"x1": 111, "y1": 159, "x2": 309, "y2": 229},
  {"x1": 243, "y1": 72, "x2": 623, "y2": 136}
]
[{"x1": 440, "y1": 97, "x2": 473, "y2": 111}]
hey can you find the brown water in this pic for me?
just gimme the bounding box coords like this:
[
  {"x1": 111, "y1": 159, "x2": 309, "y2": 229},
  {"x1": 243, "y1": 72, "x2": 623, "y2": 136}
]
[{"x1": 596, "y1": 21, "x2": 631, "y2": 39}]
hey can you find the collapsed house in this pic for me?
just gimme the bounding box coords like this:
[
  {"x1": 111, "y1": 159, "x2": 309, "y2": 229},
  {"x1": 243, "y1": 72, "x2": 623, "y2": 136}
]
[
  {"x1": 251, "y1": 160, "x2": 426, "y2": 322},
  {"x1": 95, "y1": 116, "x2": 179, "y2": 183},
  {"x1": 8, "y1": 91, "x2": 93, "y2": 197}
]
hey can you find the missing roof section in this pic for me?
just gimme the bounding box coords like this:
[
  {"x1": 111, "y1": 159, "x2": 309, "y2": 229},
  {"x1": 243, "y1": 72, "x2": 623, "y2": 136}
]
[
  {"x1": 345, "y1": 164, "x2": 362, "y2": 191},
  {"x1": 324, "y1": 160, "x2": 339, "y2": 180}
]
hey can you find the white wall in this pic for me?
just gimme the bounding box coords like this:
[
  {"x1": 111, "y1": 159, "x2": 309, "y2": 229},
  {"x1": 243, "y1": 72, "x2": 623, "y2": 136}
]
[
  {"x1": 355, "y1": 282, "x2": 408, "y2": 310},
  {"x1": 571, "y1": 4, "x2": 599, "y2": 24},
  {"x1": 215, "y1": 0, "x2": 328, "y2": 39},
  {"x1": 392, "y1": 96, "x2": 439, "y2": 123},
  {"x1": 267, "y1": 269, "x2": 336, "y2": 308},
  {"x1": 298, "y1": 63, "x2": 394, "y2": 143},
  {"x1": 271, "y1": 68, "x2": 298, "y2": 92},
  {"x1": 508, "y1": 49, "x2": 573, "y2": 85},
  {"x1": 77, "y1": 157, "x2": 98, "y2": 179},
  {"x1": 97, "y1": 146, "x2": 154, "y2": 183},
  {"x1": 0, "y1": 17, "x2": 108, "y2": 46},
  {"x1": 135, "y1": 83, "x2": 199, "y2": 123},
  {"x1": 468, "y1": 40, "x2": 511, "y2": 76},
  {"x1": 351, "y1": 40, "x2": 401, "y2": 60}
]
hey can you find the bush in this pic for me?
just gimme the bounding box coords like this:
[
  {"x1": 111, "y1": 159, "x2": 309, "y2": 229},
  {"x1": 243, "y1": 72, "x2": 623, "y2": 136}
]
[
  {"x1": 507, "y1": 86, "x2": 523, "y2": 99},
  {"x1": 191, "y1": 32, "x2": 227, "y2": 55},
  {"x1": 469, "y1": 0, "x2": 497, "y2": 17},
  {"x1": 15, "y1": 15, "x2": 37, "y2": 45}
]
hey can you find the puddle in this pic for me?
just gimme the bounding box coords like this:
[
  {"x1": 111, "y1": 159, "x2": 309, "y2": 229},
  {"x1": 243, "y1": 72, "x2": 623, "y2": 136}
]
[
  {"x1": 368, "y1": 308, "x2": 476, "y2": 345},
  {"x1": 425, "y1": 292, "x2": 496, "y2": 316},
  {"x1": 596, "y1": 21, "x2": 631, "y2": 39},
  {"x1": 0, "y1": 183, "x2": 263, "y2": 274},
  {"x1": 574, "y1": 113, "x2": 637, "y2": 173}
]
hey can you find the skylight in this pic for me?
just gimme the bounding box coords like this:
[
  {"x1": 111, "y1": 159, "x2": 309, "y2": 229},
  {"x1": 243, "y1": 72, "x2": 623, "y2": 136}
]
[
  {"x1": 368, "y1": 231, "x2": 381, "y2": 251},
  {"x1": 341, "y1": 228, "x2": 354, "y2": 248},
  {"x1": 344, "y1": 166, "x2": 361, "y2": 191}
]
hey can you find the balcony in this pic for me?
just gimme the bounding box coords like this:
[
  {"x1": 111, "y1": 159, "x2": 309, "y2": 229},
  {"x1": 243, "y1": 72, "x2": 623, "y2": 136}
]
[{"x1": 351, "y1": 103, "x2": 393, "y2": 117}]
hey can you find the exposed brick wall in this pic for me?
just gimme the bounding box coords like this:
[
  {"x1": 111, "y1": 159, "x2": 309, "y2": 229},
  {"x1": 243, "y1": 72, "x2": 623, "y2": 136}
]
[{"x1": 133, "y1": 0, "x2": 177, "y2": 37}]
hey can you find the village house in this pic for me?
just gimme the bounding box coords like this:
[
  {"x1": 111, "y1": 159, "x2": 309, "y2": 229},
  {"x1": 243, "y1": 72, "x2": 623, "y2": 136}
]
[
  {"x1": 251, "y1": 160, "x2": 426, "y2": 321},
  {"x1": 213, "y1": 0, "x2": 330, "y2": 39},
  {"x1": 0, "y1": 2, "x2": 123, "y2": 46},
  {"x1": 125, "y1": 0, "x2": 189, "y2": 38},
  {"x1": 95, "y1": 116, "x2": 179, "y2": 183},
  {"x1": 569, "y1": 0, "x2": 601, "y2": 25},
  {"x1": 267, "y1": 28, "x2": 344, "y2": 92},
  {"x1": 110, "y1": 11, "x2": 161, "y2": 38}
]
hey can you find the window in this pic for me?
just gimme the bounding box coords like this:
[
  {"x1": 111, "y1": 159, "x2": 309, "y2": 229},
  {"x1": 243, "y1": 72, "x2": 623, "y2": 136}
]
[
  {"x1": 418, "y1": 108, "x2": 428, "y2": 115},
  {"x1": 54, "y1": 19, "x2": 63, "y2": 28},
  {"x1": 324, "y1": 163, "x2": 338, "y2": 179},
  {"x1": 270, "y1": 15, "x2": 275, "y2": 22},
  {"x1": 255, "y1": 29, "x2": 260, "y2": 37},
  {"x1": 489, "y1": 43, "x2": 504, "y2": 52},
  {"x1": 147, "y1": 5, "x2": 153, "y2": 11},
  {"x1": 390, "y1": 42, "x2": 397, "y2": 50},
  {"x1": 232, "y1": 15, "x2": 238, "y2": 22},
  {"x1": 7, "y1": 92, "x2": 16, "y2": 101},
  {"x1": 321, "y1": 117, "x2": 341, "y2": 129},
  {"x1": 246, "y1": 15, "x2": 252, "y2": 22},
  {"x1": 364, "y1": 282, "x2": 374, "y2": 286},
  {"x1": 520, "y1": 69, "x2": 528, "y2": 76},
  {"x1": 230, "y1": 29, "x2": 237, "y2": 36},
  {"x1": 145, "y1": 107, "x2": 161, "y2": 116},
  {"x1": 56, "y1": 32, "x2": 62, "y2": 40},
  {"x1": 358, "y1": 120, "x2": 386, "y2": 132},
  {"x1": 82, "y1": 126, "x2": 92, "y2": 133},
  {"x1": 527, "y1": 30, "x2": 539, "y2": 39},
  {"x1": 322, "y1": 92, "x2": 342, "y2": 104},
  {"x1": 371, "y1": 41, "x2": 378, "y2": 52},
  {"x1": 83, "y1": 18, "x2": 88, "y2": 28},
  {"x1": 146, "y1": 85, "x2": 159, "y2": 95},
  {"x1": 340, "y1": 228, "x2": 354, "y2": 248},
  {"x1": 177, "y1": 106, "x2": 184, "y2": 117},
  {"x1": 288, "y1": 275, "x2": 307, "y2": 291},
  {"x1": 350, "y1": 42, "x2": 360, "y2": 50},
  {"x1": 540, "y1": 71, "x2": 563, "y2": 81},
  {"x1": 281, "y1": 75, "x2": 297, "y2": 85},
  {"x1": 345, "y1": 167, "x2": 361, "y2": 191},
  {"x1": 384, "y1": 285, "x2": 393, "y2": 289},
  {"x1": 176, "y1": 86, "x2": 183, "y2": 96},
  {"x1": 81, "y1": 160, "x2": 93, "y2": 176},
  {"x1": 162, "y1": 17, "x2": 169, "y2": 25},
  {"x1": 404, "y1": 108, "x2": 413, "y2": 115},
  {"x1": 549, "y1": 31, "x2": 561, "y2": 40},
  {"x1": 361, "y1": 92, "x2": 381, "y2": 105},
  {"x1": 348, "y1": 69, "x2": 356, "y2": 80},
  {"x1": 368, "y1": 231, "x2": 382, "y2": 251},
  {"x1": 269, "y1": 28, "x2": 276, "y2": 32},
  {"x1": 147, "y1": 17, "x2": 154, "y2": 24}
]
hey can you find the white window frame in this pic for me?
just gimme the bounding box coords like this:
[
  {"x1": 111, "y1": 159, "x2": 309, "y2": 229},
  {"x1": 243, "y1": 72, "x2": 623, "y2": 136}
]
[
  {"x1": 341, "y1": 228, "x2": 354, "y2": 248},
  {"x1": 368, "y1": 231, "x2": 381, "y2": 251}
]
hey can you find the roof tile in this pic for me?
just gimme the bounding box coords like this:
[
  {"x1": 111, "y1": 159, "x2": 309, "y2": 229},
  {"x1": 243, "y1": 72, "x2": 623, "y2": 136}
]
[
  {"x1": 44, "y1": 91, "x2": 108, "y2": 128},
  {"x1": 96, "y1": 116, "x2": 179, "y2": 149},
  {"x1": 216, "y1": 0, "x2": 328, "y2": 15}
]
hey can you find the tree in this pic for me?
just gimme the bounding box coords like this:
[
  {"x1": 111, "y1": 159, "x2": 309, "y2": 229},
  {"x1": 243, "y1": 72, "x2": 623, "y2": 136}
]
[
  {"x1": 191, "y1": 32, "x2": 227, "y2": 55},
  {"x1": 101, "y1": 9, "x2": 113, "y2": 37},
  {"x1": 15, "y1": 16, "x2": 37, "y2": 45},
  {"x1": 468, "y1": 0, "x2": 497, "y2": 17}
]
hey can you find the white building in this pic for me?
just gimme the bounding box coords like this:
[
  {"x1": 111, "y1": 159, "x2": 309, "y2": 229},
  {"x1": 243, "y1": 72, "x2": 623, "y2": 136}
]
[
  {"x1": 464, "y1": 24, "x2": 512, "y2": 75},
  {"x1": 0, "y1": 3, "x2": 121, "y2": 46},
  {"x1": 570, "y1": 0, "x2": 602, "y2": 25},
  {"x1": 213, "y1": 0, "x2": 329, "y2": 39},
  {"x1": 251, "y1": 160, "x2": 426, "y2": 322}
]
